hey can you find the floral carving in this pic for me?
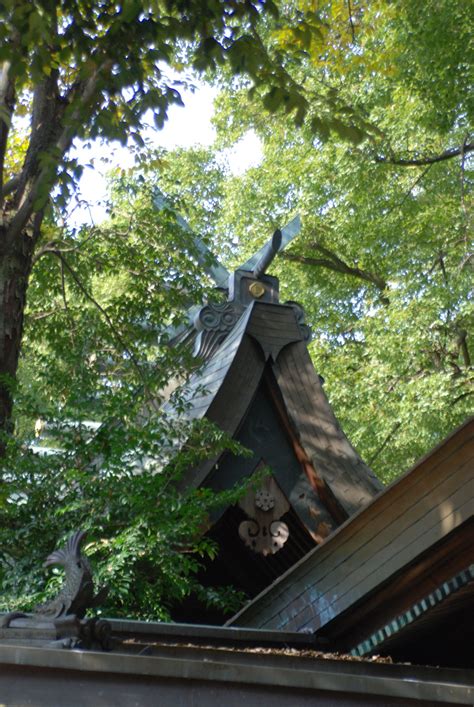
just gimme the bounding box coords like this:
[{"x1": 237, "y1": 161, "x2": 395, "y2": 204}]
[{"x1": 238, "y1": 475, "x2": 290, "y2": 556}]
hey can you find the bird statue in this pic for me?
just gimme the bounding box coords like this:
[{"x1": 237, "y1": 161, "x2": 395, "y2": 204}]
[
  {"x1": 35, "y1": 529, "x2": 107, "y2": 620},
  {"x1": 1, "y1": 530, "x2": 108, "y2": 628}
]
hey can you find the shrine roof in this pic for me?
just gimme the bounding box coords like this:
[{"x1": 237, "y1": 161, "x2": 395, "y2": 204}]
[
  {"x1": 226, "y1": 418, "x2": 474, "y2": 659},
  {"x1": 171, "y1": 298, "x2": 382, "y2": 517}
]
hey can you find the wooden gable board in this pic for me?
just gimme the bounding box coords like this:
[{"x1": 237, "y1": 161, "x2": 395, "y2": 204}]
[
  {"x1": 273, "y1": 341, "x2": 382, "y2": 515},
  {"x1": 172, "y1": 305, "x2": 255, "y2": 422}
]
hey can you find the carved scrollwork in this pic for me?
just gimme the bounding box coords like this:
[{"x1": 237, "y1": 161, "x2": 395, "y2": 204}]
[
  {"x1": 239, "y1": 518, "x2": 289, "y2": 556},
  {"x1": 196, "y1": 302, "x2": 241, "y2": 332},
  {"x1": 193, "y1": 301, "x2": 244, "y2": 359},
  {"x1": 238, "y1": 475, "x2": 290, "y2": 556}
]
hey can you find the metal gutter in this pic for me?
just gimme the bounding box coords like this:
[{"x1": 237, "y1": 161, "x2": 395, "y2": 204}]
[{"x1": 106, "y1": 618, "x2": 317, "y2": 646}]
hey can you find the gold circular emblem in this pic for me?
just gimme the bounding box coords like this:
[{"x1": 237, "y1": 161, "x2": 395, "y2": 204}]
[{"x1": 249, "y1": 281, "x2": 265, "y2": 298}]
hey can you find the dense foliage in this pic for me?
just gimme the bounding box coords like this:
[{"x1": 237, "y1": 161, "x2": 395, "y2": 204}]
[
  {"x1": 0, "y1": 0, "x2": 471, "y2": 617},
  {"x1": 0, "y1": 0, "x2": 332, "y2": 618},
  {"x1": 2, "y1": 0, "x2": 329, "y2": 442},
  {"x1": 1, "y1": 181, "x2": 249, "y2": 618},
  {"x1": 159, "y1": 0, "x2": 473, "y2": 481}
]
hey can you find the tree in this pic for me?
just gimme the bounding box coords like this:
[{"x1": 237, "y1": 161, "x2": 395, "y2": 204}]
[
  {"x1": 164, "y1": 0, "x2": 473, "y2": 480},
  {"x1": 0, "y1": 0, "x2": 379, "y2": 620},
  {"x1": 1, "y1": 0, "x2": 471, "y2": 615},
  {"x1": 0, "y1": 0, "x2": 300, "y2": 446},
  {"x1": 5, "y1": 0, "x2": 449, "y2": 445},
  {"x1": 1, "y1": 172, "x2": 249, "y2": 619}
]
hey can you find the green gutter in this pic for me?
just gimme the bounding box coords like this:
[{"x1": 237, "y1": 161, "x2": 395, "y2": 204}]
[{"x1": 352, "y1": 564, "x2": 474, "y2": 657}]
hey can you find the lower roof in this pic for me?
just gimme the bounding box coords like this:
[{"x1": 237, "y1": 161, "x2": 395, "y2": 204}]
[
  {"x1": 0, "y1": 619, "x2": 473, "y2": 706},
  {"x1": 352, "y1": 563, "x2": 474, "y2": 666},
  {"x1": 227, "y1": 418, "x2": 474, "y2": 638}
]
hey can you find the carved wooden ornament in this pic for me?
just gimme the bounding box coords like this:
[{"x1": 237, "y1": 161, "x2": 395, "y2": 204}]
[{"x1": 238, "y1": 476, "x2": 290, "y2": 556}]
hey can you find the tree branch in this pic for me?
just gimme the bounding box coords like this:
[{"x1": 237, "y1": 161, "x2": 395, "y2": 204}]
[
  {"x1": 368, "y1": 421, "x2": 402, "y2": 466},
  {"x1": 7, "y1": 73, "x2": 97, "y2": 241},
  {"x1": 0, "y1": 60, "x2": 16, "y2": 202},
  {"x1": 452, "y1": 391, "x2": 473, "y2": 406},
  {"x1": 6, "y1": 65, "x2": 107, "y2": 243},
  {"x1": 347, "y1": 0, "x2": 356, "y2": 43},
  {"x1": 31, "y1": 240, "x2": 87, "y2": 266},
  {"x1": 385, "y1": 165, "x2": 433, "y2": 217},
  {"x1": 26, "y1": 309, "x2": 63, "y2": 321},
  {"x1": 375, "y1": 142, "x2": 474, "y2": 167},
  {"x1": 60, "y1": 257, "x2": 69, "y2": 313},
  {"x1": 45, "y1": 249, "x2": 146, "y2": 385},
  {"x1": 460, "y1": 134, "x2": 470, "y2": 245},
  {"x1": 282, "y1": 242, "x2": 388, "y2": 292},
  {"x1": 1, "y1": 175, "x2": 19, "y2": 198},
  {"x1": 13, "y1": 72, "x2": 63, "y2": 209},
  {"x1": 455, "y1": 328, "x2": 471, "y2": 368}
]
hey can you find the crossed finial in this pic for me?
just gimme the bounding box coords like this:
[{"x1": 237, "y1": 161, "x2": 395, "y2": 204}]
[{"x1": 153, "y1": 188, "x2": 301, "y2": 342}]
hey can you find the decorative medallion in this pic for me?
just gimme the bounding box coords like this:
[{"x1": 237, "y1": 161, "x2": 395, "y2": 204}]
[
  {"x1": 249, "y1": 281, "x2": 266, "y2": 299},
  {"x1": 255, "y1": 488, "x2": 275, "y2": 511},
  {"x1": 238, "y1": 475, "x2": 290, "y2": 556}
]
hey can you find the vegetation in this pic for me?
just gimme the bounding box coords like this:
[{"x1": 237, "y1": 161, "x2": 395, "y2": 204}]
[
  {"x1": 0, "y1": 0, "x2": 325, "y2": 617},
  {"x1": 0, "y1": 0, "x2": 471, "y2": 616},
  {"x1": 1, "y1": 0, "x2": 314, "y2": 444},
  {"x1": 203, "y1": 0, "x2": 473, "y2": 480},
  {"x1": 0, "y1": 180, "x2": 249, "y2": 618}
]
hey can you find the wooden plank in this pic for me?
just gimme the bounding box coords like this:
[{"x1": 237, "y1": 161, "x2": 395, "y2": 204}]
[
  {"x1": 274, "y1": 342, "x2": 382, "y2": 514},
  {"x1": 330, "y1": 519, "x2": 474, "y2": 650},
  {"x1": 264, "y1": 369, "x2": 348, "y2": 527},
  {"x1": 262, "y1": 495, "x2": 472, "y2": 632},
  {"x1": 177, "y1": 346, "x2": 263, "y2": 491},
  {"x1": 177, "y1": 326, "x2": 263, "y2": 490},
  {"x1": 352, "y1": 563, "x2": 474, "y2": 657},
  {"x1": 275, "y1": 489, "x2": 473, "y2": 632},
  {"x1": 275, "y1": 350, "x2": 333, "y2": 451},
  {"x1": 207, "y1": 338, "x2": 264, "y2": 432},
  {"x1": 307, "y1": 455, "x2": 473, "y2": 599},
  {"x1": 295, "y1": 426, "x2": 473, "y2": 588},
  {"x1": 175, "y1": 310, "x2": 254, "y2": 422},
  {"x1": 258, "y1": 449, "x2": 473, "y2": 629},
  {"x1": 290, "y1": 486, "x2": 473, "y2": 633},
  {"x1": 229, "y1": 422, "x2": 473, "y2": 628},
  {"x1": 279, "y1": 344, "x2": 342, "y2": 442}
]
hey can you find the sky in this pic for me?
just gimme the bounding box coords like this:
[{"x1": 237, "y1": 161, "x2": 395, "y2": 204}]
[{"x1": 71, "y1": 83, "x2": 263, "y2": 226}]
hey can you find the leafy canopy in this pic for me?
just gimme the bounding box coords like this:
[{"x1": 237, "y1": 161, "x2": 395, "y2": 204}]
[
  {"x1": 169, "y1": 0, "x2": 473, "y2": 481},
  {"x1": 2, "y1": 174, "x2": 250, "y2": 619},
  {"x1": 1, "y1": 0, "x2": 471, "y2": 617}
]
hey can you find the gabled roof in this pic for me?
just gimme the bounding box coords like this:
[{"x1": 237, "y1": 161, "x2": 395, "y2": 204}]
[
  {"x1": 173, "y1": 299, "x2": 382, "y2": 517},
  {"x1": 162, "y1": 251, "x2": 384, "y2": 618}
]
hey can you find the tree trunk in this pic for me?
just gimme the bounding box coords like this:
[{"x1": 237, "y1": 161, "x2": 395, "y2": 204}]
[{"x1": 0, "y1": 220, "x2": 39, "y2": 452}]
